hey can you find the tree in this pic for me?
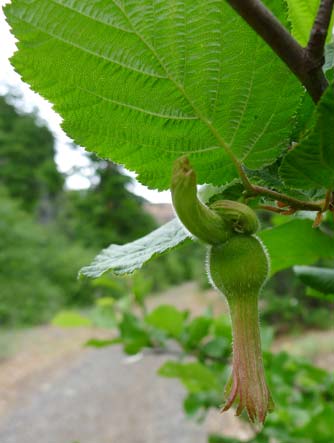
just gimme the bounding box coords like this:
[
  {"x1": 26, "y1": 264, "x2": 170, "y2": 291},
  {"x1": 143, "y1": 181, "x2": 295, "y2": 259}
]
[
  {"x1": 4, "y1": 0, "x2": 334, "y2": 433},
  {"x1": 59, "y1": 157, "x2": 156, "y2": 248},
  {"x1": 0, "y1": 96, "x2": 63, "y2": 214},
  {"x1": 0, "y1": 186, "x2": 94, "y2": 325}
]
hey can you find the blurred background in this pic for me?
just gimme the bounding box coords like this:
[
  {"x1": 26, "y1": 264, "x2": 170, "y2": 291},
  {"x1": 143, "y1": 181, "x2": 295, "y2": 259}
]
[
  {"x1": 0, "y1": 87, "x2": 333, "y2": 443},
  {"x1": 0, "y1": 4, "x2": 334, "y2": 443}
]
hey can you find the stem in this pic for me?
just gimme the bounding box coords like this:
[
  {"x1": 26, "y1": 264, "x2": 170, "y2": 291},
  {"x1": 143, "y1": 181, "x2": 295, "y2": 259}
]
[
  {"x1": 247, "y1": 184, "x2": 324, "y2": 211},
  {"x1": 235, "y1": 162, "x2": 323, "y2": 212},
  {"x1": 323, "y1": 189, "x2": 333, "y2": 211},
  {"x1": 225, "y1": 0, "x2": 333, "y2": 103}
]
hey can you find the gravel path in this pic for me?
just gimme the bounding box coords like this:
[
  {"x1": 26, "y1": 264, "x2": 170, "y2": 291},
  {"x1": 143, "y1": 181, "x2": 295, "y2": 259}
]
[
  {"x1": 2, "y1": 283, "x2": 330, "y2": 443},
  {"x1": 0, "y1": 345, "x2": 224, "y2": 443},
  {"x1": 0, "y1": 284, "x2": 247, "y2": 443}
]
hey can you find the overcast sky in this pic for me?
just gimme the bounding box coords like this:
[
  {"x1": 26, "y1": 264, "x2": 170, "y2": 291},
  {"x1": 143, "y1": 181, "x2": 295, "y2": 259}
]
[{"x1": 0, "y1": 1, "x2": 171, "y2": 203}]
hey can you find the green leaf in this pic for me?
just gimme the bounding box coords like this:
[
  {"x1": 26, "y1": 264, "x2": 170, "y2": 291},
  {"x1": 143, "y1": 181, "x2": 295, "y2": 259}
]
[
  {"x1": 258, "y1": 219, "x2": 334, "y2": 275},
  {"x1": 5, "y1": 0, "x2": 301, "y2": 190},
  {"x1": 119, "y1": 313, "x2": 150, "y2": 354},
  {"x1": 294, "y1": 266, "x2": 334, "y2": 295},
  {"x1": 280, "y1": 84, "x2": 334, "y2": 191},
  {"x1": 305, "y1": 285, "x2": 334, "y2": 301},
  {"x1": 185, "y1": 316, "x2": 212, "y2": 347},
  {"x1": 201, "y1": 337, "x2": 230, "y2": 359},
  {"x1": 286, "y1": 0, "x2": 333, "y2": 46},
  {"x1": 80, "y1": 219, "x2": 189, "y2": 277},
  {"x1": 184, "y1": 392, "x2": 221, "y2": 416},
  {"x1": 51, "y1": 311, "x2": 92, "y2": 327},
  {"x1": 158, "y1": 361, "x2": 220, "y2": 392},
  {"x1": 209, "y1": 435, "x2": 241, "y2": 443},
  {"x1": 85, "y1": 338, "x2": 122, "y2": 348},
  {"x1": 146, "y1": 305, "x2": 185, "y2": 338}
]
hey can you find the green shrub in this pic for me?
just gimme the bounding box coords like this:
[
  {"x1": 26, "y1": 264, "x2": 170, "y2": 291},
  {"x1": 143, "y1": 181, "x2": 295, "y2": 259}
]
[{"x1": 0, "y1": 188, "x2": 94, "y2": 325}]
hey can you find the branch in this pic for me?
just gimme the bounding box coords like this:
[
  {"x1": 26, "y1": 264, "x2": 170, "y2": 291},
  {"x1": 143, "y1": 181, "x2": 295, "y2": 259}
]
[
  {"x1": 306, "y1": 0, "x2": 334, "y2": 66},
  {"x1": 225, "y1": 0, "x2": 333, "y2": 103}
]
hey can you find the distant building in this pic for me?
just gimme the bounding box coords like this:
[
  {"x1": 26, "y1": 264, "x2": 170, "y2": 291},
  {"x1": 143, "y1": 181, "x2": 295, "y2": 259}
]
[{"x1": 144, "y1": 203, "x2": 174, "y2": 225}]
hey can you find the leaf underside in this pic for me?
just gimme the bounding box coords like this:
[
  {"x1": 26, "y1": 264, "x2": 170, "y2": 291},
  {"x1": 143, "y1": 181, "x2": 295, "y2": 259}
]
[
  {"x1": 5, "y1": 0, "x2": 302, "y2": 190},
  {"x1": 79, "y1": 218, "x2": 190, "y2": 278}
]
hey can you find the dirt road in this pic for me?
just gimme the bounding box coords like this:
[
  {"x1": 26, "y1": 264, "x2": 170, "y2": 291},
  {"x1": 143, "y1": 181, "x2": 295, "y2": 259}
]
[
  {"x1": 0, "y1": 284, "x2": 247, "y2": 443},
  {"x1": 0, "y1": 283, "x2": 332, "y2": 443}
]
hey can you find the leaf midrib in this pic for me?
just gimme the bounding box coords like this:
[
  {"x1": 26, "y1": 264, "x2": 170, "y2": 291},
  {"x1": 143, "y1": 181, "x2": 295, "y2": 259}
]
[{"x1": 111, "y1": 1, "x2": 234, "y2": 157}]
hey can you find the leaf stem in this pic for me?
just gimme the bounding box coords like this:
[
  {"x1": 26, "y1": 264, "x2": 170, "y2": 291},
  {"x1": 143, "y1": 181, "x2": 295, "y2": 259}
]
[
  {"x1": 235, "y1": 163, "x2": 324, "y2": 212},
  {"x1": 245, "y1": 183, "x2": 323, "y2": 211}
]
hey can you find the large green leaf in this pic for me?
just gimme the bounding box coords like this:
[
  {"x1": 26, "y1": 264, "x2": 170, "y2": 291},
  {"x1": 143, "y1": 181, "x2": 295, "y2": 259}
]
[
  {"x1": 286, "y1": 0, "x2": 333, "y2": 46},
  {"x1": 80, "y1": 218, "x2": 189, "y2": 277},
  {"x1": 258, "y1": 219, "x2": 334, "y2": 275},
  {"x1": 280, "y1": 84, "x2": 334, "y2": 190},
  {"x1": 294, "y1": 265, "x2": 334, "y2": 294},
  {"x1": 5, "y1": 0, "x2": 301, "y2": 190}
]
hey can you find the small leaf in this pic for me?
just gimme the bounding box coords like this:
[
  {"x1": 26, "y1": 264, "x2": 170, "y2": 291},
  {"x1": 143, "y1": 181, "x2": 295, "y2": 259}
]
[
  {"x1": 119, "y1": 313, "x2": 150, "y2": 354},
  {"x1": 80, "y1": 219, "x2": 189, "y2": 278},
  {"x1": 306, "y1": 286, "x2": 334, "y2": 301},
  {"x1": 201, "y1": 337, "x2": 230, "y2": 359},
  {"x1": 209, "y1": 435, "x2": 241, "y2": 443},
  {"x1": 85, "y1": 338, "x2": 122, "y2": 348},
  {"x1": 280, "y1": 84, "x2": 334, "y2": 190},
  {"x1": 146, "y1": 305, "x2": 185, "y2": 338},
  {"x1": 294, "y1": 266, "x2": 334, "y2": 295},
  {"x1": 184, "y1": 392, "x2": 221, "y2": 416},
  {"x1": 158, "y1": 361, "x2": 220, "y2": 392},
  {"x1": 259, "y1": 219, "x2": 334, "y2": 275},
  {"x1": 185, "y1": 316, "x2": 212, "y2": 347},
  {"x1": 52, "y1": 311, "x2": 92, "y2": 328}
]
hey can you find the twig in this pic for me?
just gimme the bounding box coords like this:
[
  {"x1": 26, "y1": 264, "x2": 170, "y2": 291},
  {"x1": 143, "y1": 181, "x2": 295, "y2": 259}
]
[
  {"x1": 307, "y1": 0, "x2": 334, "y2": 64},
  {"x1": 225, "y1": 0, "x2": 334, "y2": 102},
  {"x1": 259, "y1": 204, "x2": 297, "y2": 215},
  {"x1": 247, "y1": 184, "x2": 323, "y2": 211},
  {"x1": 305, "y1": 0, "x2": 334, "y2": 100}
]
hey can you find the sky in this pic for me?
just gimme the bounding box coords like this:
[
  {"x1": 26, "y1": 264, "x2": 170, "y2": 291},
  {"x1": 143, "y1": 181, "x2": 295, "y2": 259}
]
[{"x1": 0, "y1": 1, "x2": 171, "y2": 204}]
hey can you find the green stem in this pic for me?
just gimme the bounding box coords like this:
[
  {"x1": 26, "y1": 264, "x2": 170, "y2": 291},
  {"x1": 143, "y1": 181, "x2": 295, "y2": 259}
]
[{"x1": 245, "y1": 183, "x2": 324, "y2": 211}]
